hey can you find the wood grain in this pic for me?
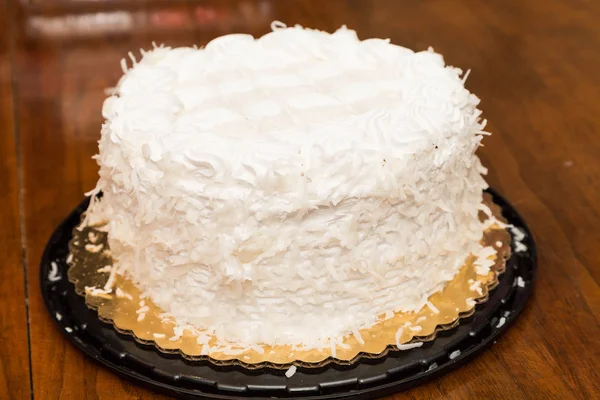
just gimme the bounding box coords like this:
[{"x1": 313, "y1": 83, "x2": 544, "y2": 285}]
[
  {"x1": 0, "y1": 1, "x2": 32, "y2": 399},
  {"x1": 7, "y1": 0, "x2": 600, "y2": 398}
]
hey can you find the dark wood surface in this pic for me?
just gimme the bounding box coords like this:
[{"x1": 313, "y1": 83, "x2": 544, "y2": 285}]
[
  {"x1": 0, "y1": 1, "x2": 31, "y2": 399},
  {"x1": 2, "y1": 0, "x2": 600, "y2": 398}
]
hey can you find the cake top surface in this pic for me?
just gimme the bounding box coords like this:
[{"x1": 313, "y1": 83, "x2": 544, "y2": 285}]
[{"x1": 100, "y1": 22, "x2": 484, "y2": 199}]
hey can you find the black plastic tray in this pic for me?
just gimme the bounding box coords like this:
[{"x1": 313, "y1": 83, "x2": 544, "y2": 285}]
[{"x1": 40, "y1": 188, "x2": 536, "y2": 399}]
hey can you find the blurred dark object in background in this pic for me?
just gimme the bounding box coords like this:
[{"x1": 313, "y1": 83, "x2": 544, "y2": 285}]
[{"x1": 19, "y1": 0, "x2": 273, "y2": 42}]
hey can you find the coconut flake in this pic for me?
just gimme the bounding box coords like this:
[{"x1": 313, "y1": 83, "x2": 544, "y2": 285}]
[
  {"x1": 48, "y1": 262, "x2": 61, "y2": 282},
  {"x1": 449, "y1": 349, "x2": 461, "y2": 359},
  {"x1": 337, "y1": 341, "x2": 350, "y2": 350},
  {"x1": 97, "y1": 265, "x2": 112, "y2": 273},
  {"x1": 352, "y1": 328, "x2": 365, "y2": 344},
  {"x1": 285, "y1": 365, "x2": 297, "y2": 378},
  {"x1": 271, "y1": 20, "x2": 287, "y2": 31},
  {"x1": 88, "y1": 231, "x2": 99, "y2": 243},
  {"x1": 426, "y1": 301, "x2": 440, "y2": 314},
  {"x1": 195, "y1": 334, "x2": 210, "y2": 346},
  {"x1": 200, "y1": 344, "x2": 210, "y2": 355},
  {"x1": 510, "y1": 226, "x2": 525, "y2": 242},
  {"x1": 330, "y1": 340, "x2": 337, "y2": 358},
  {"x1": 496, "y1": 317, "x2": 506, "y2": 328},
  {"x1": 85, "y1": 286, "x2": 112, "y2": 297},
  {"x1": 115, "y1": 287, "x2": 133, "y2": 300},
  {"x1": 169, "y1": 325, "x2": 185, "y2": 341},
  {"x1": 120, "y1": 58, "x2": 128, "y2": 74},
  {"x1": 251, "y1": 344, "x2": 265, "y2": 354},
  {"x1": 474, "y1": 245, "x2": 497, "y2": 275},
  {"x1": 103, "y1": 267, "x2": 118, "y2": 291},
  {"x1": 469, "y1": 280, "x2": 483, "y2": 296},
  {"x1": 395, "y1": 327, "x2": 404, "y2": 348},
  {"x1": 85, "y1": 243, "x2": 104, "y2": 253},
  {"x1": 516, "y1": 276, "x2": 526, "y2": 287},
  {"x1": 136, "y1": 306, "x2": 149, "y2": 314},
  {"x1": 396, "y1": 342, "x2": 423, "y2": 350},
  {"x1": 515, "y1": 241, "x2": 528, "y2": 253}
]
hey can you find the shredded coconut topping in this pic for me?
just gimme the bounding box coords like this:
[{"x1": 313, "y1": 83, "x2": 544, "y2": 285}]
[{"x1": 84, "y1": 22, "x2": 491, "y2": 349}]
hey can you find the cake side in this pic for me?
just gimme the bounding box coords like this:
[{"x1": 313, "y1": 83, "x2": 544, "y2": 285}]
[{"x1": 86, "y1": 24, "x2": 490, "y2": 348}]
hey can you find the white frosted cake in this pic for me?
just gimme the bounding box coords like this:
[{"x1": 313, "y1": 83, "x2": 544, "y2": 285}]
[{"x1": 85, "y1": 23, "x2": 492, "y2": 350}]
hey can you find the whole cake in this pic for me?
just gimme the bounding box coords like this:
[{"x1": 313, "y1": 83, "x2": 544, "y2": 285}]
[{"x1": 85, "y1": 23, "x2": 492, "y2": 349}]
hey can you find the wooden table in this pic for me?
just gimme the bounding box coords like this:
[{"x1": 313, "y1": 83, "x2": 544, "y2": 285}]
[{"x1": 2, "y1": 0, "x2": 600, "y2": 398}]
